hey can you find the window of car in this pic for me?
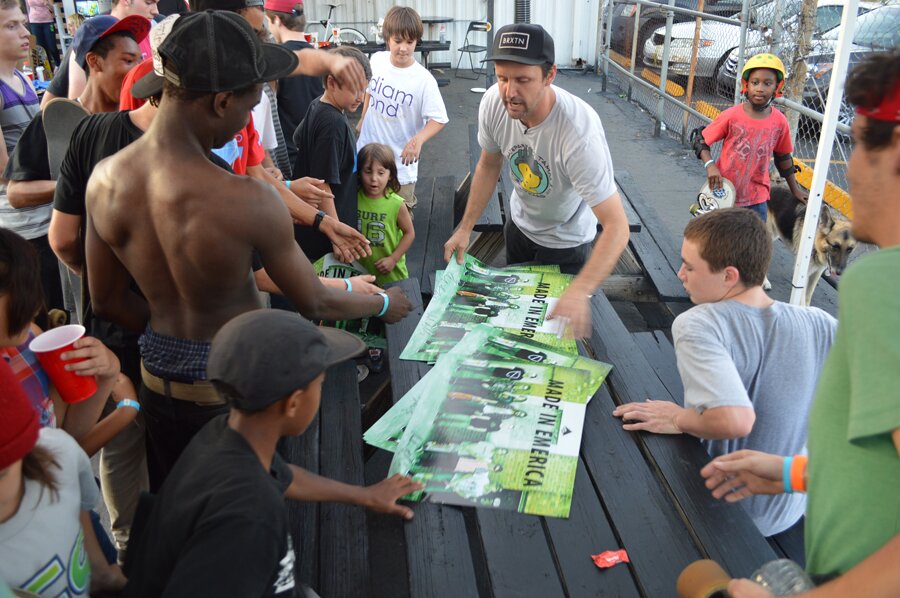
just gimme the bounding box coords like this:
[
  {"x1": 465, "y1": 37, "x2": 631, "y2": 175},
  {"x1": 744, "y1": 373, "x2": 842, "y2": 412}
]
[{"x1": 821, "y1": 5, "x2": 900, "y2": 48}]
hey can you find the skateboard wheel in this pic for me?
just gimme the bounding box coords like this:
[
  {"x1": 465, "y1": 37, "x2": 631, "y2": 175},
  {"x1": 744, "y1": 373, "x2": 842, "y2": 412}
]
[{"x1": 677, "y1": 559, "x2": 731, "y2": 598}]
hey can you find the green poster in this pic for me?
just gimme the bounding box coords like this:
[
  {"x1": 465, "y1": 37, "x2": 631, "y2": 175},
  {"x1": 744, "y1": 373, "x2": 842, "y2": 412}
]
[
  {"x1": 400, "y1": 255, "x2": 578, "y2": 362},
  {"x1": 365, "y1": 325, "x2": 612, "y2": 453},
  {"x1": 312, "y1": 253, "x2": 386, "y2": 349},
  {"x1": 388, "y1": 353, "x2": 590, "y2": 518}
]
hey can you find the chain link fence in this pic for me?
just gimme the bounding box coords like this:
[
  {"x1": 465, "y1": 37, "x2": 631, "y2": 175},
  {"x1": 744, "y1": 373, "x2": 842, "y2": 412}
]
[{"x1": 597, "y1": 0, "x2": 899, "y2": 222}]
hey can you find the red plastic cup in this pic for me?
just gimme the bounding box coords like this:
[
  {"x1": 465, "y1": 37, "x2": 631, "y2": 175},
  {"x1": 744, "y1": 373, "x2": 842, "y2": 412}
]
[{"x1": 29, "y1": 325, "x2": 98, "y2": 404}]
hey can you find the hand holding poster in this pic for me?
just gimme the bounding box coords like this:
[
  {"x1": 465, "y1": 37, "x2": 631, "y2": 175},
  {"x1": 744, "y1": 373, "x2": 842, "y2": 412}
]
[{"x1": 400, "y1": 256, "x2": 578, "y2": 362}]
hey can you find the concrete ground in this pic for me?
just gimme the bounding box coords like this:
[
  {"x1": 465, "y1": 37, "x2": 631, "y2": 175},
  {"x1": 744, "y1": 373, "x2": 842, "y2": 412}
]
[{"x1": 416, "y1": 67, "x2": 841, "y2": 316}]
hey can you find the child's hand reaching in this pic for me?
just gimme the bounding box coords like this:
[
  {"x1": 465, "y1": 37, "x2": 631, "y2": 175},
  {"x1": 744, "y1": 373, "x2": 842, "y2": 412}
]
[
  {"x1": 375, "y1": 255, "x2": 397, "y2": 275},
  {"x1": 401, "y1": 136, "x2": 421, "y2": 165},
  {"x1": 706, "y1": 163, "x2": 723, "y2": 190}
]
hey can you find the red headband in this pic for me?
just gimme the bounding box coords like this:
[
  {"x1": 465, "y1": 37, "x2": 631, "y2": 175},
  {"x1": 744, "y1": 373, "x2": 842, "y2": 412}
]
[{"x1": 855, "y1": 79, "x2": 900, "y2": 123}]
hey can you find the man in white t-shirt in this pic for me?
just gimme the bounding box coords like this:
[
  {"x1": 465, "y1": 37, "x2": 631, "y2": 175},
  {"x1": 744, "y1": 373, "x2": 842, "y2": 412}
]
[{"x1": 445, "y1": 23, "x2": 630, "y2": 339}]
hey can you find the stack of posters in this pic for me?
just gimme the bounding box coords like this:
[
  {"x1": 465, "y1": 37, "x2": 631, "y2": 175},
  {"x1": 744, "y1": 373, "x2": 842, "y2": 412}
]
[
  {"x1": 401, "y1": 256, "x2": 579, "y2": 362},
  {"x1": 368, "y1": 325, "x2": 612, "y2": 518}
]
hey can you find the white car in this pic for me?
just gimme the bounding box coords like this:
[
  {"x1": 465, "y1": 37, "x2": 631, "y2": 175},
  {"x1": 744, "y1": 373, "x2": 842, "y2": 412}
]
[{"x1": 642, "y1": 0, "x2": 880, "y2": 78}]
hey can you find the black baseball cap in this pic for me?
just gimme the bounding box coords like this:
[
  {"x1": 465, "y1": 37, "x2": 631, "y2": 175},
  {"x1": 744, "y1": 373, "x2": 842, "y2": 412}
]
[
  {"x1": 207, "y1": 310, "x2": 365, "y2": 411},
  {"x1": 148, "y1": 10, "x2": 297, "y2": 95},
  {"x1": 485, "y1": 23, "x2": 555, "y2": 65},
  {"x1": 73, "y1": 15, "x2": 151, "y2": 69},
  {"x1": 191, "y1": 0, "x2": 263, "y2": 11}
]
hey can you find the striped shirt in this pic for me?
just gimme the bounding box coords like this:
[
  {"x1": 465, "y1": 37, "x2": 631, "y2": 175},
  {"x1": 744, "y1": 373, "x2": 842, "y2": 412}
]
[
  {"x1": 1, "y1": 330, "x2": 56, "y2": 428},
  {"x1": 0, "y1": 71, "x2": 43, "y2": 239}
]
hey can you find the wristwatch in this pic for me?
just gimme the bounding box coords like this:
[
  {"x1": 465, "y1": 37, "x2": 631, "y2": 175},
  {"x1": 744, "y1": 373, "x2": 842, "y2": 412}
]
[{"x1": 314, "y1": 210, "x2": 326, "y2": 230}]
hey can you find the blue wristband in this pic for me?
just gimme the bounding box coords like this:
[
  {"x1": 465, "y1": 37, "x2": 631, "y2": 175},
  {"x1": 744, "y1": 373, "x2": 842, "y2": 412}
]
[
  {"x1": 376, "y1": 291, "x2": 389, "y2": 317},
  {"x1": 783, "y1": 456, "x2": 793, "y2": 494},
  {"x1": 117, "y1": 398, "x2": 140, "y2": 413},
  {"x1": 344, "y1": 278, "x2": 352, "y2": 293},
  {"x1": 285, "y1": 179, "x2": 291, "y2": 189}
]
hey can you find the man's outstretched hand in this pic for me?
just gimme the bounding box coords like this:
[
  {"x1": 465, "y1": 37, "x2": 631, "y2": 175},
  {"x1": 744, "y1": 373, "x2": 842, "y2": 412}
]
[
  {"x1": 700, "y1": 450, "x2": 785, "y2": 502},
  {"x1": 548, "y1": 285, "x2": 592, "y2": 339},
  {"x1": 329, "y1": 54, "x2": 368, "y2": 95},
  {"x1": 380, "y1": 286, "x2": 413, "y2": 323},
  {"x1": 362, "y1": 473, "x2": 425, "y2": 520},
  {"x1": 444, "y1": 228, "x2": 472, "y2": 265},
  {"x1": 324, "y1": 218, "x2": 371, "y2": 263}
]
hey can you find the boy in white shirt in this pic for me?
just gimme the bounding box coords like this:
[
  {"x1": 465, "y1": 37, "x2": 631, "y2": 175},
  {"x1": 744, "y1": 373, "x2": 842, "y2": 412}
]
[{"x1": 356, "y1": 6, "x2": 448, "y2": 210}]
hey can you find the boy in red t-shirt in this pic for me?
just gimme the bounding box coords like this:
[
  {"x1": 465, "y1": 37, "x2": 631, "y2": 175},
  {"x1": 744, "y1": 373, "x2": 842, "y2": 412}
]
[{"x1": 694, "y1": 53, "x2": 807, "y2": 220}]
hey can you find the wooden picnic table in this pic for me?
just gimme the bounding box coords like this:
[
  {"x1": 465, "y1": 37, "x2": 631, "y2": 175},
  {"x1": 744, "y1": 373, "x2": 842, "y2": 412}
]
[{"x1": 281, "y1": 172, "x2": 805, "y2": 597}]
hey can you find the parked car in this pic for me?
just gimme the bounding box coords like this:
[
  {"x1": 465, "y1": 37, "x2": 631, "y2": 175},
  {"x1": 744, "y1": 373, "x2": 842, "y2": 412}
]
[
  {"x1": 715, "y1": 2, "x2": 897, "y2": 99},
  {"x1": 642, "y1": 0, "x2": 878, "y2": 80},
  {"x1": 609, "y1": 0, "x2": 743, "y2": 57}
]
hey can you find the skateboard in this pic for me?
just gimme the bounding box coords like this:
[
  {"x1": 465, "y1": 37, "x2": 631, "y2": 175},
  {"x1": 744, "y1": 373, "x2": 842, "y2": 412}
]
[
  {"x1": 690, "y1": 178, "x2": 736, "y2": 217},
  {"x1": 42, "y1": 98, "x2": 90, "y2": 180},
  {"x1": 677, "y1": 560, "x2": 732, "y2": 598}
]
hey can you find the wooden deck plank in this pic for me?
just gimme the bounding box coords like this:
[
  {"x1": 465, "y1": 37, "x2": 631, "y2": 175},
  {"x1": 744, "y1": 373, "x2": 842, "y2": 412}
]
[
  {"x1": 420, "y1": 176, "x2": 457, "y2": 295},
  {"x1": 466, "y1": 125, "x2": 504, "y2": 232},
  {"x1": 615, "y1": 171, "x2": 682, "y2": 273},
  {"x1": 406, "y1": 177, "x2": 434, "y2": 288},
  {"x1": 474, "y1": 509, "x2": 567, "y2": 598},
  {"x1": 544, "y1": 458, "x2": 642, "y2": 597},
  {"x1": 283, "y1": 418, "x2": 319, "y2": 589},
  {"x1": 588, "y1": 293, "x2": 778, "y2": 579},
  {"x1": 633, "y1": 330, "x2": 685, "y2": 401},
  {"x1": 318, "y1": 360, "x2": 369, "y2": 597},
  {"x1": 581, "y1": 385, "x2": 702, "y2": 597}
]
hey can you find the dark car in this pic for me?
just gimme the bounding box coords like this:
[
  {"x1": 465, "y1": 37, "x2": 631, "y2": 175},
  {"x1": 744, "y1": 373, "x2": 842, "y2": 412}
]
[
  {"x1": 609, "y1": 0, "x2": 744, "y2": 57},
  {"x1": 715, "y1": 1, "x2": 894, "y2": 101}
]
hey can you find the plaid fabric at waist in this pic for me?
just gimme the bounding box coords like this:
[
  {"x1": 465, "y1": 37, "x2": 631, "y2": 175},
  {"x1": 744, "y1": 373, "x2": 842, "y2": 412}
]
[{"x1": 138, "y1": 325, "x2": 211, "y2": 383}]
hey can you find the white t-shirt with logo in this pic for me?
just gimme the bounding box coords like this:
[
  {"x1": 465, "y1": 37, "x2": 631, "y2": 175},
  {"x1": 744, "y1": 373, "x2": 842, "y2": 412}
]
[
  {"x1": 478, "y1": 84, "x2": 617, "y2": 248},
  {"x1": 0, "y1": 428, "x2": 99, "y2": 596},
  {"x1": 357, "y1": 51, "x2": 449, "y2": 185}
]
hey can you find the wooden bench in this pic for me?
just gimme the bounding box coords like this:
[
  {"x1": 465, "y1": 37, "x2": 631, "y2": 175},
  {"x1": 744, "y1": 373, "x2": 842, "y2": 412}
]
[
  {"x1": 364, "y1": 278, "x2": 778, "y2": 596},
  {"x1": 282, "y1": 359, "x2": 368, "y2": 595}
]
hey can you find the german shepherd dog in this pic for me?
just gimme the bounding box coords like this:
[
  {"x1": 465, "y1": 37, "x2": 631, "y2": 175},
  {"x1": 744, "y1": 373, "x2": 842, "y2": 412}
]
[{"x1": 767, "y1": 186, "x2": 857, "y2": 306}]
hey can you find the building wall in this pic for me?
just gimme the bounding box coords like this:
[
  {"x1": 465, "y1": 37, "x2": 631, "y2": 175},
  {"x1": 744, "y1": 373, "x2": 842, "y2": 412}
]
[{"x1": 301, "y1": 0, "x2": 602, "y2": 67}]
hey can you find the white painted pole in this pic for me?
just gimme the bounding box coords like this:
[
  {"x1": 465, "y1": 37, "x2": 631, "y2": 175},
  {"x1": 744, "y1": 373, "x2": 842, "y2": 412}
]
[{"x1": 788, "y1": 0, "x2": 858, "y2": 305}]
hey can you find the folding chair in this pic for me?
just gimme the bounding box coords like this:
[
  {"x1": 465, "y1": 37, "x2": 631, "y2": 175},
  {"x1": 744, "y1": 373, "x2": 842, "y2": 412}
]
[{"x1": 455, "y1": 21, "x2": 490, "y2": 80}]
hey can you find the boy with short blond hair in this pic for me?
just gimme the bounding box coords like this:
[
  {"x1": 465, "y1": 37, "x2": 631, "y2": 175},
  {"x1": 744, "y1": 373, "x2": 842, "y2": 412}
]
[
  {"x1": 356, "y1": 5, "x2": 448, "y2": 210},
  {"x1": 614, "y1": 208, "x2": 836, "y2": 542}
]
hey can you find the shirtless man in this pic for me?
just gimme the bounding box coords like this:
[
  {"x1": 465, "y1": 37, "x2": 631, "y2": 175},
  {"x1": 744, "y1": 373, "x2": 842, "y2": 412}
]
[{"x1": 85, "y1": 10, "x2": 411, "y2": 485}]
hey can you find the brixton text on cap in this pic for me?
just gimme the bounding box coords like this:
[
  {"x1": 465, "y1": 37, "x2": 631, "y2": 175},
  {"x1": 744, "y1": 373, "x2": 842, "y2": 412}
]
[
  {"x1": 207, "y1": 309, "x2": 365, "y2": 411},
  {"x1": 74, "y1": 15, "x2": 152, "y2": 69},
  {"x1": 485, "y1": 23, "x2": 554, "y2": 66},
  {"x1": 157, "y1": 10, "x2": 298, "y2": 94}
]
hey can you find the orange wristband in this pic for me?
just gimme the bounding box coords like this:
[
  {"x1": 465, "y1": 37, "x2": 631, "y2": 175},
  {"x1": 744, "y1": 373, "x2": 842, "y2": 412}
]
[{"x1": 790, "y1": 455, "x2": 808, "y2": 493}]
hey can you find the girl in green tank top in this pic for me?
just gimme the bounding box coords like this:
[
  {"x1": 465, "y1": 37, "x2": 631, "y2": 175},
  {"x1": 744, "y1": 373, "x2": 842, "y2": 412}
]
[{"x1": 356, "y1": 143, "x2": 415, "y2": 285}]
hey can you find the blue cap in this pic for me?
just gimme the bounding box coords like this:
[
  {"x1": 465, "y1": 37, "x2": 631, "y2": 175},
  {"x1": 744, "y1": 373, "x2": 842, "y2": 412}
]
[{"x1": 73, "y1": 15, "x2": 151, "y2": 69}]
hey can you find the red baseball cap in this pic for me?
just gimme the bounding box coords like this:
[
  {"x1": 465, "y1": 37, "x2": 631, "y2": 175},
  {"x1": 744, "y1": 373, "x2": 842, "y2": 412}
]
[
  {"x1": 0, "y1": 359, "x2": 39, "y2": 471},
  {"x1": 263, "y1": 0, "x2": 301, "y2": 13}
]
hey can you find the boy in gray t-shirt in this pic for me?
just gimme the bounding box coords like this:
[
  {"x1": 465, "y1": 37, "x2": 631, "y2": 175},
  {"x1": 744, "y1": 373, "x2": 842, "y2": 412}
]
[{"x1": 613, "y1": 209, "x2": 836, "y2": 538}]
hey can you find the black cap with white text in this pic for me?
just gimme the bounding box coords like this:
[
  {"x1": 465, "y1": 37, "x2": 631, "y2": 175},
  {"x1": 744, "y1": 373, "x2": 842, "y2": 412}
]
[{"x1": 484, "y1": 23, "x2": 554, "y2": 66}]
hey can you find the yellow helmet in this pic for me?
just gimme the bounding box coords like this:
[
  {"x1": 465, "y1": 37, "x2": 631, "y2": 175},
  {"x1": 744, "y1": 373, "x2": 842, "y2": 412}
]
[{"x1": 741, "y1": 53, "x2": 786, "y2": 95}]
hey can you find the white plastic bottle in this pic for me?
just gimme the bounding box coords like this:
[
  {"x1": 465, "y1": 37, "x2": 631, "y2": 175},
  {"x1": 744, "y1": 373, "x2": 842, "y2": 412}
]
[{"x1": 751, "y1": 559, "x2": 815, "y2": 596}]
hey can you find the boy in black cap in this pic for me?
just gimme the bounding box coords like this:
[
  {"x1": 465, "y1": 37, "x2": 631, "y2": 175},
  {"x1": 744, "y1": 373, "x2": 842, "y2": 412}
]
[
  {"x1": 122, "y1": 309, "x2": 422, "y2": 597},
  {"x1": 444, "y1": 23, "x2": 630, "y2": 340},
  {"x1": 85, "y1": 11, "x2": 411, "y2": 486}
]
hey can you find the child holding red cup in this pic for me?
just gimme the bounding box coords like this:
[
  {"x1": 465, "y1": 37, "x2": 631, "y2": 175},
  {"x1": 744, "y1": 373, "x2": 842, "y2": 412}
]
[{"x1": 0, "y1": 228, "x2": 132, "y2": 444}]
